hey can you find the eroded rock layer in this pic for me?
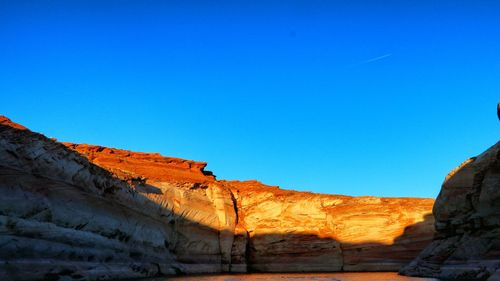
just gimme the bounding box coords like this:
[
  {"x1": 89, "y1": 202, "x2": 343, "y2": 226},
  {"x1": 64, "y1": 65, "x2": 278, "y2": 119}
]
[
  {"x1": 226, "y1": 181, "x2": 434, "y2": 272},
  {"x1": 65, "y1": 136, "x2": 435, "y2": 274},
  {"x1": 401, "y1": 142, "x2": 500, "y2": 280},
  {"x1": 0, "y1": 117, "x2": 180, "y2": 280},
  {"x1": 0, "y1": 116, "x2": 435, "y2": 280}
]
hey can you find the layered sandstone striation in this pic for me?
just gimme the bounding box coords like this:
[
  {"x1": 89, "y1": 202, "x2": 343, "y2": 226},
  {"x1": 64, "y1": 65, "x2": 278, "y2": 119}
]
[
  {"x1": 226, "y1": 181, "x2": 434, "y2": 272},
  {"x1": 62, "y1": 143, "x2": 236, "y2": 274},
  {"x1": 0, "y1": 115, "x2": 435, "y2": 280},
  {"x1": 65, "y1": 138, "x2": 435, "y2": 274},
  {"x1": 62, "y1": 143, "x2": 216, "y2": 184},
  {"x1": 401, "y1": 142, "x2": 500, "y2": 280},
  {"x1": 0, "y1": 117, "x2": 181, "y2": 280}
]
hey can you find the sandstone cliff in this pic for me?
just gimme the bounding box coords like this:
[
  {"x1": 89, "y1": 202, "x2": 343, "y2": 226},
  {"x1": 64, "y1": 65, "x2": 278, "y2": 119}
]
[
  {"x1": 0, "y1": 116, "x2": 435, "y2": 280},
  {"x1": 225, "y1": 181, "x2": 434, "y2": 272},
  {"x1": 401, "y1": 142, "x2": 500, "y2": 280},
  {"x1": 0, "y1": 117, "x2": 182, "y2": 280}
]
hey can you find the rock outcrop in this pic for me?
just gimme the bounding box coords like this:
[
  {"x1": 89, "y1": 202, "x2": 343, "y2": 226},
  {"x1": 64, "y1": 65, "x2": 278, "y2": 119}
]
[
  {"x1": 0, "y1": 117, "x2": 181, "y2": 280},
  {"x1": 61, "y1": 143, "x2": 237, "y2": 274},
  {"x1": 0, "y1": 115, "x2": 435, "y2": 280},
  {"x1": 401, "y1": 142, "x2": 500, "y2": 280},
  {"x1": 226, "y1": 181, "x2": 435, "y2": 272}
]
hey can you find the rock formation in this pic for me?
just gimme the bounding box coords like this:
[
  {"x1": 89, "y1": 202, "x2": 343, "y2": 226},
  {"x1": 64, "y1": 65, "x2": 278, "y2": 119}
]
[
  {"x1": 0, "y1": 115, "x2": 435, "y2": 280},
  {"x1": 0, "y1": 116, "x2": 183, "y2": 280},
  {"x1": 401, "y1": 142, "x2": 500, "y2": 280},
  {"x1": 61, "y1": 143, "x2": 236, "y2": 274},
  {"x1": 225, "y1": 181, "x2": 434, "y2": 273}
]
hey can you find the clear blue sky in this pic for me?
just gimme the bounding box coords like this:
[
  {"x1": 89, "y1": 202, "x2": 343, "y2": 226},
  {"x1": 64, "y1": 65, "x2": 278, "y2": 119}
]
[{"x1": 1, "y1": 1, "x2": 499, "y2": 198}]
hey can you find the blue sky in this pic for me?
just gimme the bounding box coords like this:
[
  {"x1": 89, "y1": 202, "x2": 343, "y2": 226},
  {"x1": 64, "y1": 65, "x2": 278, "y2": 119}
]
[{"x1": 1, "y1": 1, "x2": 499, "y2": 198}]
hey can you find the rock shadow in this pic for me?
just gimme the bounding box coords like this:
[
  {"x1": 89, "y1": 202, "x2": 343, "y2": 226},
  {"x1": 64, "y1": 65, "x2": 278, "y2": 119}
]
[{"x1": 244, "y1": 214, "x2": 435, "y2": 273}]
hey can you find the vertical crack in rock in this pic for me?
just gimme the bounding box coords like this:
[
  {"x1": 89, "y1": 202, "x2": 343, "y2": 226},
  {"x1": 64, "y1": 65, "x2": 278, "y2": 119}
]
[
  {"x1": 208, "y1": 183, "x2": 236, "y2": 273},
  {"x1": 229, "y1": 188, "x2": 239, "y2": 225},
  {"x1": 227, "y1": 186, "x2": 249, "y2": 273},
  {"x1": 339, "y1": 243, "x2": 345, "y2": 272}
]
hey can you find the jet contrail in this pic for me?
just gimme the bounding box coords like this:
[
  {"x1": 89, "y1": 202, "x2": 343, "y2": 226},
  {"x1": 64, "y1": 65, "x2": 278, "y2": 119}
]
[{"x1": 353, "y1": 53, "x2": 392, "y2": 66}]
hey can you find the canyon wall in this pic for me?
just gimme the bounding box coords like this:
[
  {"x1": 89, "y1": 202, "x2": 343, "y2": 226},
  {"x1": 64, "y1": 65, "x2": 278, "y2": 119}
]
[
  {"x1": 226, "y1": 181, "x2": 434, "y2": 272},
  {"x1": 0, "y1": 116, "x2": 435, "y2": 280},
  {"x1": 401, "y1": 142, "x2": 500, "y2": 280},
  {"x1": 0, "y1": 117, "x2": 182, "y2": 280}
]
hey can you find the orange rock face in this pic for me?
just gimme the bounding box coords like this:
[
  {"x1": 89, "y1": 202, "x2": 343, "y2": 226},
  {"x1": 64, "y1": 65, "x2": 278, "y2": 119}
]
[
  {"x1": 65, "y1": 144, "x2": 435, "y2": 273},
  {"x1": 0, "y1": 115, "x2": 27, "y2": 130},
  {"x1": 0, "y1": 115, "x2": 436, "y2": 280},
  {"x1": 63, "y1": 143, "x2": 216, "y2": 184},
  {"x1": 226, "y1": 181, "x2": 435, "y2": 272}
]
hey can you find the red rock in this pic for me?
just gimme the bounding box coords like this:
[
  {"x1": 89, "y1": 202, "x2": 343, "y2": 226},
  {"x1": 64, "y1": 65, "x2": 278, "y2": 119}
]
[
  {"x1": 63, "y1": 143, "x2": 216, "y2": 184},
  {"x1": 0, "y1": 116, "x2": 27, "y2": 130}
]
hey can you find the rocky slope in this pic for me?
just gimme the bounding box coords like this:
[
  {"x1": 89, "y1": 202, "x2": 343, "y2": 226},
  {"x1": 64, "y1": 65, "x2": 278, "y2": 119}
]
[
  {"x1": 62, "y1": 143, "x2": 237, "y2": 274},
  {"x1": 0, "y1": 117, "x2": 182, "y2": 280},
  {"x1": 0, "y1": 116, "x2": 435, "y2": 280},
  {"x1": 401, "y1": 142, "x2": 500, "y2": 280}
]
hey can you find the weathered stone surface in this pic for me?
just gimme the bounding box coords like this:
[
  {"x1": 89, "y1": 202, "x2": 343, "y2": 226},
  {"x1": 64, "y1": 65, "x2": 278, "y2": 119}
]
[
  {"x1": 226, "y1": 180, "x2": 435, "y2": 272},
  {"x1": 0, "y1": 116, "x2": 180, "y2": 281},
  {"x1": 401, "y1": 141, "x2": 500, "y2": 280},
  {"x1": 63, "y1": 144, "x2": 435, "y2": 273},
  {"x1": 63, "y1": 143, "x2": 236, "y2": 274},
  {"x1": 0, "y1": 115, "x2": 436, "y2": 280},
  {"x1": 63, "y1": 143, "x2": 216, "y2": 184}
]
